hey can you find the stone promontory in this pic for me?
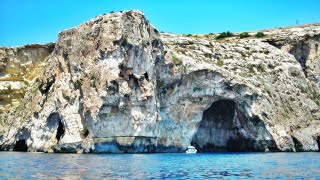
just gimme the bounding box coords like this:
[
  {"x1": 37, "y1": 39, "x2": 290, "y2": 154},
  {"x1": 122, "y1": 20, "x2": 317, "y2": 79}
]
[{"x1": 0, "y1": 11, "x2": 319, "y2": 153}]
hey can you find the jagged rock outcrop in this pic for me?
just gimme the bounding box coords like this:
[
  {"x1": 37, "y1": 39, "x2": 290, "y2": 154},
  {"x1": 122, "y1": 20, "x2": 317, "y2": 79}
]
[{"x1": 0, "y1": 11, "x2": 319, "y2": 153}]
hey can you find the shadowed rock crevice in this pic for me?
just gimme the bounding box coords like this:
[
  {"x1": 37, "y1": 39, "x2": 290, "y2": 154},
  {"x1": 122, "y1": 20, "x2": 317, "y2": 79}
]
[
  {"x1": 81, "y1": 128, "x2": 89, "y2": 139},
  {"x1": 39, "y1": 76, "x2": 56, "y2": 95},
  {"x1": 56, "y1": 120, "x2": 65, "y2": 141},
  {"x1": 292, "y1": 136, "x2": 304, "y2": 152},
  {"x1": 288, "y1": 42, "x2": 311, "y2": 76},
  {"x1": 13, "y1": 139, "x2": 28, "y2": 152},
  {"x1": 191, "y1": 99, "x2": 276, "y2": 152}
]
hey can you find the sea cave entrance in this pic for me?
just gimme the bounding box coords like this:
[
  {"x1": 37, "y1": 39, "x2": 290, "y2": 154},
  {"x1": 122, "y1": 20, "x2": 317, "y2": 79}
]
[
  {"x1": 191, "y1": 99, "x2": 276, "y2": 152},
  {"x1": 13, "y1": 139, "x2": 28, "y2": 152}
]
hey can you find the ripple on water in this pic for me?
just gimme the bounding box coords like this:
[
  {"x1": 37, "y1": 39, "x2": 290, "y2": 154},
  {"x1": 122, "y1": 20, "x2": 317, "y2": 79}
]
[{"x1": 0, "y1": 152, "x2": 319, "y2": 179}]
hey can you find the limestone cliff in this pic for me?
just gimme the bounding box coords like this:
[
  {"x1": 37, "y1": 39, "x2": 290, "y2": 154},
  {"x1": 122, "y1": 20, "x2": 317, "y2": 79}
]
[
  {"x1": 0, "y1": 11, "x2": 319, "y2": 153},
  {"x1": 0, "y1": 44, "x2": 54, "y2": 111}
]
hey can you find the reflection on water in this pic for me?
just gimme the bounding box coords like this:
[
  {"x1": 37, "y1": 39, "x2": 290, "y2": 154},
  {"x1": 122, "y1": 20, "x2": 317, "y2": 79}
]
[{"x1": 0, "y1": 152, "x2": 319, "y2": 179}]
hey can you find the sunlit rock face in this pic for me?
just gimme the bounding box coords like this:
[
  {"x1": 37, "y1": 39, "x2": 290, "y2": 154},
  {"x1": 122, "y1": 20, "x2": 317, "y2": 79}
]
[{"x1": 0, "y1": 11, "x2": 319, "y2": 153}]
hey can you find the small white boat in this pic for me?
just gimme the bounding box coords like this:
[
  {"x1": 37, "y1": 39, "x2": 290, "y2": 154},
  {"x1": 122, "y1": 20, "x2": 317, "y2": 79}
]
[{"x1": 186, "y1": 146, "x2": 197, "y2": 154}]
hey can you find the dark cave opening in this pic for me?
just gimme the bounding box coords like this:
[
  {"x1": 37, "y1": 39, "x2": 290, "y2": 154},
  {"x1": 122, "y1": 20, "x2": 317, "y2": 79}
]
[
  {"x1": 56, "y1": 120, "x2": 65, "y2": 141},
  {"x1": 13, "y1": 139, "x2": 28, "y2": 152},
  {"x1": 191, "y1": 99, "x2": 275, "y2": 152}
]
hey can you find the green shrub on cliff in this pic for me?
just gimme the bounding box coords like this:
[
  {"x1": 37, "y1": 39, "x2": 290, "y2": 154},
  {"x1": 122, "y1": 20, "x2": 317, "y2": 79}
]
[
  {"x1": 255, "y1": 32, "x2": 265, "y2": 38},
  {"x1": 215, "y1": 31, "x2": 234, "y2": 39},
  {"x1": 239, "y1": 32, "x2": 250, "y2": 39}
]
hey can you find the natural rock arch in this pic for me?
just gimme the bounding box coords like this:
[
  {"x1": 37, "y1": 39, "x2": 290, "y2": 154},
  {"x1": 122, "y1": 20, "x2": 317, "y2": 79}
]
[{"x1": 191, "y1": 99, "x2": 277, "y2": 152}]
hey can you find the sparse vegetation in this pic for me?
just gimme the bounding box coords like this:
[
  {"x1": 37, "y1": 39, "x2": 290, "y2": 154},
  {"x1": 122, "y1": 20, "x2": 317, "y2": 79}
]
[
  {"x1": 239, "y1": 32, "x2": 250, "y2": 39},
  {"x1": 215, "y1": 31, "x2": 234, "y2": 39},
  {"x1": 172, "y1": 54, "x2": 182, "y2": 65},
  {"x1": 177, "y1": 48, "x2": 187, "y2": 55},
  {"x1": 141, "y1": 40, "x2": 148, "y2": 48},
  {"x1": 186, "y1": 34, "x2": 193, "y2": 37},
  {"x1": 4, "y1": 84, "x2": 12, "y2": 91},
  {"x1": 257, "y1": 64, "x2": 266, "y2": 73},
  {"x1": 216, "y1": 59, "x2": 224, "y2": 67},
  {"x1": 255, "y1": 32, "x2": 265, "y2": 38},
  {"x1": 204, "y1": 53, "x2": 213, "y2": 58},
  {"x1": 249, "y1": 65, "x2": 255, "y2": 74},
  {"x1": 307, "y1": 86, "x2": 320, "y2": 106},
  {"x1": 123, "y1": 36, "x2": 128, "y2": 45}
]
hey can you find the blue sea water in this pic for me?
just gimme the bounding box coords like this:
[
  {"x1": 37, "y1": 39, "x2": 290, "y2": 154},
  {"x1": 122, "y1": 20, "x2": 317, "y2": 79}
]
[{"x1": 0, "y1": 152, "x2": 319, "y2": 179}]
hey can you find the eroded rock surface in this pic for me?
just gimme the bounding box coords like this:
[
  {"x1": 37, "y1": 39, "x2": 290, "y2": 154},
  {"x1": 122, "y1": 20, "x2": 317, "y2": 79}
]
[
  {"x1": 0, "y1": 11, "x2": 319, "y2": 153},
  {"x1": 0, "y1": 44, "x2": 54, "y2": 110}
]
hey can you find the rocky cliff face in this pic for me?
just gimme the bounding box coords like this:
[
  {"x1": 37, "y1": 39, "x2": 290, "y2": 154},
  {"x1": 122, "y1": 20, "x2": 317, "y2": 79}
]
[
  {"x1": 0, "y1": 44, "x2": 54, "y2": 111},
  {"x1": 0, "y1": 11, "x2": 319, "y2": 153}
]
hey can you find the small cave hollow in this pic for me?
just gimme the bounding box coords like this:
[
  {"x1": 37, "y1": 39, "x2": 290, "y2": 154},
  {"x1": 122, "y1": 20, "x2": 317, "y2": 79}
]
[
  {"x1": 191, "y1": 99, "x2": 275, "y2": 152},
  {"x1": 13, "y1": 139, "x2": 28, "y2": 152},
  {"x1": 81, "y1": 128, "x2": 89, "y2": 139},
  {"x1": 47, "y1": 113, "x2": 65, "y2": 142},
  {"x1": 56, "y1": 120, "x2": 65, "y2": 141}
]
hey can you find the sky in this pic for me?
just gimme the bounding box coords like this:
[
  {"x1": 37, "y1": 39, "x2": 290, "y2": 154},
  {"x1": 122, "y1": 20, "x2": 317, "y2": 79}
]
[{"x1": 1, "y1": 0, "x2": 320, "y2": 46}]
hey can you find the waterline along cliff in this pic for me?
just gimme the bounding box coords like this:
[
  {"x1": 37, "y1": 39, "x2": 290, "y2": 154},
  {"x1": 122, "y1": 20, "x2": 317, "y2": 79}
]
[{"x1": 0, "y1": 11, "x2": 319, "y2": 153}]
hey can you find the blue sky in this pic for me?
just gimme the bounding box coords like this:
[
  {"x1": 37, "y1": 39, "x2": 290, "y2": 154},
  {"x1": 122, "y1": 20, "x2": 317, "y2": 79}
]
[{"x1": 1, "y1": 0, "x2": 320, "y2": 46}]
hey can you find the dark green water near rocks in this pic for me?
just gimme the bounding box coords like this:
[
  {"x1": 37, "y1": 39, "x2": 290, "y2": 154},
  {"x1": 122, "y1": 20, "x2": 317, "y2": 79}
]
[{"x1": 0, "y1": 152, "x2": 319, "y2": 179}]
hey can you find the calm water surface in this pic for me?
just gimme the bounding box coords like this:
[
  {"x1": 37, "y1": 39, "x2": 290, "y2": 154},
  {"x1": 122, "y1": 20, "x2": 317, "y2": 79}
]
[{"x1": 0, "y1": 152, "x2": 319, "y2": 179}]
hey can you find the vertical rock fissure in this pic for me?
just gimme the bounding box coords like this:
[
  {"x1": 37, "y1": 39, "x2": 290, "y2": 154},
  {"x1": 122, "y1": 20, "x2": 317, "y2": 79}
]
[
  {"x1": 56, "y1": 120, "x2": 65, "y2": 141},
  {"x1": 317, "y1": 136, "x2": 320, "y2": 152},
  {"x1": 292, "y1": 136, "x2": 304, "y2": 152}
]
